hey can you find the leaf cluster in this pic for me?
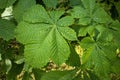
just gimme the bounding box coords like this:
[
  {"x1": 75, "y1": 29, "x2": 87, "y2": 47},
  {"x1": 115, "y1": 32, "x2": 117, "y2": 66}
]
[{"x1": 0, "y1": 0, "x2": 120, "y2": 80}]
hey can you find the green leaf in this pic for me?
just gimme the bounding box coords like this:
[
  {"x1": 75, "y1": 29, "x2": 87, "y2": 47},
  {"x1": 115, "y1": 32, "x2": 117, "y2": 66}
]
[
  {"x1": 70, "y1": 1, "x2": 94, "y2": 25},
  {"x1": 57, "y1": 16, "x2": 74, "y2": 27},
  {"x1": 71, "y1": 5, "x2": 91, "y2": 25},
  {"x1": 50, "y1": 29, "x2": 70, "y2": 65},
  {"x1": 78, "y1": 25, "x2": 95, "y2": 37},
  {"x1": 97, "y1": 39, "x2": 117, "y2": 61},
  {"x1": 13, "y1": 0, "x2": 36, "y2": 22},
  {"x1": 15, "y1": 22, "x2": 52, "y2": 44},
  {"x1": 58, "y1": 27, "x2": 77, "y2": 40},
  {"x1": 48, "y1": 10, "x2": 64, "y2": 23},
  {"x1": 0, "y1": 19, "x2": 16, "y2": 40},
  {"x1": 71, "y1": 1, "x2": 112, "y2": 25},
  {"x1": 78, "y1": 18, "x2": 91, "y2": 25},
  {"x1": 80, "y1": 37, "x2": 111, "y2": 79},
  {"x1": 0, "y1": 0, "x2": 16, "y2": 9},
  {"x1": 23, "y1": 5, "x2": 52, "y2": 23},
  {"x1": 92, "y1": 7, "x2": 112, "y2": 23},
  {"x1": 95, "y1": 25, "x2": 113, "y2": 42},
  {"x1": 42, "y1": 0, "x2": 58, "y2": 8},
  {"x1": 78, "y1": 27, "x2": 87, "y2": 37},
  {"x1": 71, "y1": 6, "x2": 87, "y2": 18},
  {"x1": 41, "y1": 70, "x2": 77, "y2": 80},
  {"x1": 81, "y1": 0, "x2": 96, "y2": 13},
  {"x1": 16, "y1": 22, "x2": 70, "y2": 67},
  {"x1": 16, "y1": 5, "x2": 75, "y2": 67}
]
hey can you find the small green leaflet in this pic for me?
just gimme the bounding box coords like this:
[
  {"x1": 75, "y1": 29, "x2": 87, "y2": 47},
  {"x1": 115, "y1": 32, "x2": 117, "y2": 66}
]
[
  {"x1": 16, "y1": 5, "x2": 77, "y2": 68},
  {"x1": 0, "y1": 19, "x2": 16, "y2": 40},
  {"x1": 70, "y1": 0, "x2": 112, "y2": 25}
]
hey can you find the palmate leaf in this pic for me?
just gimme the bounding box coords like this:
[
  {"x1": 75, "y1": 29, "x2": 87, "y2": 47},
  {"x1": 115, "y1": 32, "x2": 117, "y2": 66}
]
[
  {"x1": 80, "y1": 37, "x2": 111, "y2": 80},
  {"x1": 70, "y1": 0, "x2": 112, "y2": 25},
  {"x1": 16, "y1": 5, "x2": 77, "y2": 68},
  {"x1": 0, "y1": 19, "x2": 16, "y2": 40}
]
